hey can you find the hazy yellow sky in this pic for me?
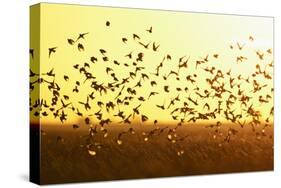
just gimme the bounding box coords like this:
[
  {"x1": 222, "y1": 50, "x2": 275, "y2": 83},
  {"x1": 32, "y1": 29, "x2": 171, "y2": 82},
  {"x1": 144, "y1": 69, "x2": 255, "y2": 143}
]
[{"x1": 30, "y1": 3, "x2": 273, "y2": 126}]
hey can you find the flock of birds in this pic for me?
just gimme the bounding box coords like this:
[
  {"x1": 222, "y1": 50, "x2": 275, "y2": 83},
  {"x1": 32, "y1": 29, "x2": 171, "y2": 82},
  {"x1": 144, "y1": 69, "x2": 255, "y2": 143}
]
[{"x1": 30, "y1": 20, "x2": 273, "y2": 156}]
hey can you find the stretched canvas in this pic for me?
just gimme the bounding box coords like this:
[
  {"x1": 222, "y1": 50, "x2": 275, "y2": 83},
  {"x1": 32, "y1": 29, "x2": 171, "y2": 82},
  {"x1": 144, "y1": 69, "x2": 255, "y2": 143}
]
[{"x1": 30, "y1": 3, "x2": 274, "y2": 185}]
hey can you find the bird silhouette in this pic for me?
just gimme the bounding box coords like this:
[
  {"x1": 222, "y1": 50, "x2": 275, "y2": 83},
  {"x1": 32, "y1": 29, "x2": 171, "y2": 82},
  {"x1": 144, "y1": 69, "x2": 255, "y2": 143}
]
[
  {"x1": 164, "y1": 85, "x2": 170, "y2": 92},
  {"x1": 78, "y1": 43, "x2": 84, "y2": 51},
  {"x1": 30, "y1": 69, "x2": 39, "y2": 77},
  {"x1": 256, "y1": 51, "x2": 264, "y2": 60},
  {"x1": 30, "y1": 49, "x2": 34, "y2": 59},
  {"x1": 146, "y1": 26, "x2": 152, "y2": 33},
  {"x1": 213, "y1": 54, "x2": 219, "y2": 58},
  {"x1": 72, "y1": 124, "x2": 79, "y2": 129},
  {"x1": 67, "y1": 38, "x2": 75, "y2": 45},
  {"x1": 152, "y1": 42, "x2": 160, "y2": 52},
  {"x1": 122, "y1": 37, "x2": 128, "y2": 43},
  {"x1": 133, "y1": 33, "x2": 140, "y2": 40},
  {"x1": 156, "y1": 101, "x2": 165, "y2": 110},
  {"x1": 125, "y1": 51, "x2": 133, "y2": 59},
  {"x1": 249, "y1": 36, "x2": 254, "y2": 41},
  {"x1": 48, "y1": 47, "x2": 57, "y2": 58},
  {"x1": 63, "y1": 75, "x2": 69, "y2": 81},
  {"x1": 141, "y1": 114, "x2": 148, "y2": 122},
  {"x1": 42, "y1": 68, "x2": 55, "y2": 77},
  {"x1": 76, "y1": 32, "x2": 89, "y2": 41},
  {"x1": 148, "y1": 91, "x2": 159, "y2": 100},
  {"x1": 90, "y1": 56, "x2": 98, "y2": 63},
  {"x1": 237, "y1": 42, "x2": 245, "y2": 50},
  {"x1": 138, "y1": 41, "x2": 150, "y2": 49},
  {"x1": 79, "y1": 96, "x2": 91, "y2": 110}
]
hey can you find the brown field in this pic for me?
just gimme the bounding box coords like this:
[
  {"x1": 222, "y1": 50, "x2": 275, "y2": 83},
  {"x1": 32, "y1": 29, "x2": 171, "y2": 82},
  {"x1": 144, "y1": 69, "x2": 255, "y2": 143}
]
[{"x1": 39, "y1": 124, "x2": 273, "y2": 184}]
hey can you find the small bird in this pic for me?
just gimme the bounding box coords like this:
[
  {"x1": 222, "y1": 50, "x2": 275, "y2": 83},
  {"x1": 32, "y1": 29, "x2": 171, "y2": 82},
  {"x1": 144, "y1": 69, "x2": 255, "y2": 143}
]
[
  {"x1": 136, "y1": 52, "x2": 144, "y2": 62},
  {"x1": 76, "y1": 32, "x2": 89, "y2": 41},
  {"x1": 90, "y1": 56, "x2": 98, "y2": 63},
  {"x1": 122, "y1": 37, "x2": 128, "y2": 43},
  {"x1": 64, "y1": 75, "x2": 69, "y2": 81},
  {"x1": 146, "y1": 26, "x2": 152, "y2": 33},
  {"x1": 150, "y1": 81, "x2": 157, "y2": 87},
  {"x1": 67, "y1": 38, "x2": 75, "y2": 45},
  {"x1": 48, "y1": 47, "x2": 57, "y2": 58},
  {"x1": 138, "y1": 41, "x2": 150, "y2": 49},
  {"x1": 141, "y1": 114, "x2": 148, "y2": 122},
  {"x1": 256, "y1": 51, "x2": 264, "y2": 60},
  {"x1": 85, "y1": 117, "x2": 90, "y2": 125},
  {"x1": 152, "y1": 42, "x2": 160, "y2": 51},
  {"x1": 201, "y1": 55, "x2": 209, "y2": 62},
  {"x1": 29, "y1": 49, "x2": 34, "y2": 59},
  {"x1": 78, "y1": 43, "x2": 84, "y2": 51},
  {"x1": 237, "y1": 42, "x2": 245, "y2": 50},
  {"x1": 236, "y1": 56, "x2": 247, "y2": 63},
  {"x1": 30, "y1": 69, "x2": 39, "y2": 77},
  {"x1": 73, "y1": 64, "x2": 79, "y2": 69},
  {"x1": 100, "y1": 49, "x2": 107, "y2": 56},
  {"x1": 148, "y1": 91, "x2": 159, "y2": 99},
  {"x1": 213, "y1": 54, "x2": 219, "y2": 58},
  {"x1": 167, "y1": 54, "x2": 172, "y2": 60},
  {"x1": 42, "y1": 111, "x2": 48, "y2": 116},
  {"x1": 106, "y1": 67, "x2": 113, "y2": 74},
  {"x1": 156, "y1": 104, "x2": 165, "y2": 110},
  {"x1": 203, "y1": 103, "x2": 210, "y2": 110},
  {"x1": 106, "y1": 21, "x2": 110, "y2": 26},
  {"x1": 63, "y1": 95, "x2": 69, "y2": 100},
  {"x1": 238, "y1": 120, "x2": 246, "y2": 128},
  {"x1": 72, "y1": 124, "x2": 79, "y2": 129},
  {"x1": 125, "y1": 51, "x2": 133, "y2": 59},
  {"x1": 249, "y1": 36, "x2": 254, "y2": 41},
  {"x1": 164, "y1": 85, "x2": 170, "y2": 92},
  {"x1": 133, "y1": 33, "x2": 140, "y2": 40},
  {"x1": 42, "y1": 68, "x2": 55, "y2": 77}
]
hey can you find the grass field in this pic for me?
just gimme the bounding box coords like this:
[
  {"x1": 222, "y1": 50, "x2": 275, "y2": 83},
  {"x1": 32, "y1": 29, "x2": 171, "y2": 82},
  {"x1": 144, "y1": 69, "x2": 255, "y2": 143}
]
[{"x1": 39, "y1": 124, "x2": 273, "y2": 184}]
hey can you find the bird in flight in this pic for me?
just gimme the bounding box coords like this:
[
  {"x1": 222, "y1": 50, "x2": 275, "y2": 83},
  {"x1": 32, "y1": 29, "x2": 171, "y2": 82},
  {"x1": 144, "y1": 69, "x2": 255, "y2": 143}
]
[
  {"x1": 152, "y1": 42, "x2": 160, "y2": 51},
  {"x1": 138, "y1": 41, "x2": 150, "y2": 49},
  {"x1": 48, "y1": 47, "x2": 57, "y2": 58},
  {"x1": 67, "y1": 38, "x2": 75, "y2": 45},
  {"x1": 249, "y1": 36, "x2": 254, "y2": 41},
  {"x1": 236, "y1": 42, "x2": 245, "y2": 50},
  {"x1": 133, "y1": 33, "x2": 140, "y2": 40},
  {"x1": 122, "y1": 37, "x2": 128, "y2": 43},
  {"x1": 78, "y1": 43, "x2": 84, "y2": 51},
  {"x1": 29, "y1": 49, "x2": 34, "y2": 59},
  {"x1": 76, "y1": 32, "x2": 89, "y2": 41},
  {"x1": 146, "y1": 26, "x2": 152, "y2": 33}
]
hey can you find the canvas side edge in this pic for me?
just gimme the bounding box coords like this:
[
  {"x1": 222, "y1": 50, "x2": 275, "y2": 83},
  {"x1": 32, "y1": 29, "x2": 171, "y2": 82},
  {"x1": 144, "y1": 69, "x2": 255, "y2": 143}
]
[{"x1": 29, "y1": 3, "x2": 41, "y2": 185}]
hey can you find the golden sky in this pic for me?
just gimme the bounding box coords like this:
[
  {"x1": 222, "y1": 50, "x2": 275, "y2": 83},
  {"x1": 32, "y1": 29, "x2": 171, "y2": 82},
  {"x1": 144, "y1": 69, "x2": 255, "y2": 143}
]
[{"x1": 30, "y1": 3, "x2": 273, "y2": 126}]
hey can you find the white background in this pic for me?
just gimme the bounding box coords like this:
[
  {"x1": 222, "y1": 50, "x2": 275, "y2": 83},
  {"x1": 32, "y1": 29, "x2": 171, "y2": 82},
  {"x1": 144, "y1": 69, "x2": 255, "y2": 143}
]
[{"x1": 0, "y1": 0, "x2": 280, "y2": 187}]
